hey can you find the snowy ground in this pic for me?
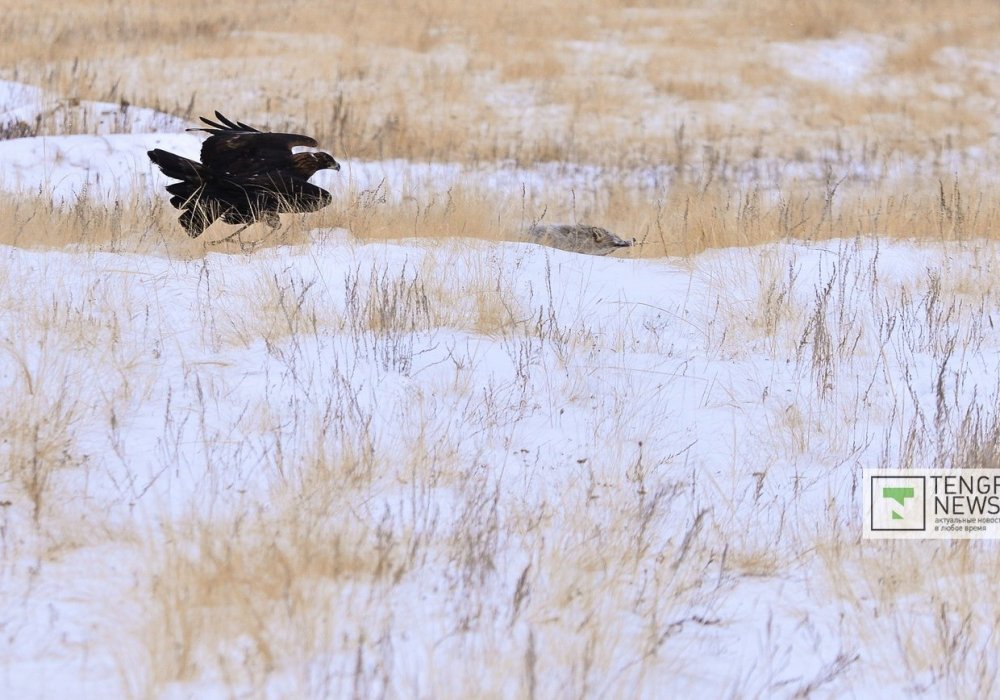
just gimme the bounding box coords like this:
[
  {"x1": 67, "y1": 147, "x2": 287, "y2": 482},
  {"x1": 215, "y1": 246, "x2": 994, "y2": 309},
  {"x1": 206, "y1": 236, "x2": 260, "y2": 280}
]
[
  {"x1": 0, "y1": 75, "x2": 985, "y2": 210},
  {"x1": 2, "y1": 78, "x2": 1000, "y2": 697},
  {"x1": 2, "y1": 230, "x2": 999, "y2": 696}
]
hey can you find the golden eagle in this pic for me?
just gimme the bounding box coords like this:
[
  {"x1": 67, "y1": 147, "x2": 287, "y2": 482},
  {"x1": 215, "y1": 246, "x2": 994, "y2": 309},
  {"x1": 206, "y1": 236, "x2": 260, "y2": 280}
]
[{"x1": 148, "y1": 112, "x2": 340, "y2": 238}]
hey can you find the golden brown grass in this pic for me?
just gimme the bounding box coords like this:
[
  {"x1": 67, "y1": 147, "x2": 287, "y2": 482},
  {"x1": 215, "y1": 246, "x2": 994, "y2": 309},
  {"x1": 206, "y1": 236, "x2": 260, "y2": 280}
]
[
  {"x1": 3, "y1": 0, "x2": 1000, "y2": 169},
  {"x1": 3, "y1": 0, "x2": 997, "y2": 259},
  {"x1": 6, "y1": 172, "x2": 1000, "y2": 260}
]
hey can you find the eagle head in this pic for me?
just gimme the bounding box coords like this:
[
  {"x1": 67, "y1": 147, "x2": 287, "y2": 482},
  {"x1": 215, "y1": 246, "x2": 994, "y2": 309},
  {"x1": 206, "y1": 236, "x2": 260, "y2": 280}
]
[{"x1": 292, "y1": 151, "x2": 341, "y2": 178}]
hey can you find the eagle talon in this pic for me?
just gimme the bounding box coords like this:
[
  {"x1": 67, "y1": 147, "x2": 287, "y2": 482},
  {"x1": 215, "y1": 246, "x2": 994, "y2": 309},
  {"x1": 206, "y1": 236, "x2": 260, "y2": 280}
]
[{"x1": 207, "y1": 224, "x2": 251, "y2": 246}]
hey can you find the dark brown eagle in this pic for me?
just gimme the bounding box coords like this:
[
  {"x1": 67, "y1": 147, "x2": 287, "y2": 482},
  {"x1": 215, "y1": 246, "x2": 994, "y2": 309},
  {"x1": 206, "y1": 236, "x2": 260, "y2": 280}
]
[{"x1": 147, "y1": 112, "x2": 340, "y2": 238}]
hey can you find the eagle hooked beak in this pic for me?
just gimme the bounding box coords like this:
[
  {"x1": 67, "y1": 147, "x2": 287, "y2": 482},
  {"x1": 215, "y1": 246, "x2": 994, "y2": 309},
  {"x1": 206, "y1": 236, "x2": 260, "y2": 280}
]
[{"x1": 322, "y1": 153, "x2": 341, "y2": 171}]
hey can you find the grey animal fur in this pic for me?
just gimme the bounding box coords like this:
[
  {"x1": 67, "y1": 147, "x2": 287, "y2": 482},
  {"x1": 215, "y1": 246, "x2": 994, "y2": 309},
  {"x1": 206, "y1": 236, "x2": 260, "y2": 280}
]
[{"x1": 526, "y1": 223, "x2": 634, "y2": 256}]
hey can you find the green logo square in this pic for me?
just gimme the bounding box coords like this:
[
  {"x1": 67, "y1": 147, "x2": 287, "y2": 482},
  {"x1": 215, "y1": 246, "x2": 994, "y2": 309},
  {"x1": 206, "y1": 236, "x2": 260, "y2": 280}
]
[{"x1": 870, "y1": 476, "x2": 926, "y2": 531}]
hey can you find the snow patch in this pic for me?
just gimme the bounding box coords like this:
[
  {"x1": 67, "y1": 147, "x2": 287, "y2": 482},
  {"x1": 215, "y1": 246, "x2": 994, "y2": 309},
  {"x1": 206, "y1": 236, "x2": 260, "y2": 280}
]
[
  {"x1": 0, "y1": 79, "x2": 187, "y2": 136},
  {"x1": 771, "y1": 36, "x2": 886, "y2": 89}
]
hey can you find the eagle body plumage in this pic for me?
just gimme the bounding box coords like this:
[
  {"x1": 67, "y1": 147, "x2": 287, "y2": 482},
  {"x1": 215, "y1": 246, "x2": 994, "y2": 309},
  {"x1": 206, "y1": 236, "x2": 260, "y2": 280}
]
[{"x1": 148, "y1": 112, "x2": 340, "y2": 237}]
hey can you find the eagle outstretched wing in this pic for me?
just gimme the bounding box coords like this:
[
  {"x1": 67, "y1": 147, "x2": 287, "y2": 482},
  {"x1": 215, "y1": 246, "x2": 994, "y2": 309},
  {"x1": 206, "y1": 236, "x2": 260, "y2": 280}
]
[{"x1": 190, "y1": 111, "x2": 319, "y2": 177}]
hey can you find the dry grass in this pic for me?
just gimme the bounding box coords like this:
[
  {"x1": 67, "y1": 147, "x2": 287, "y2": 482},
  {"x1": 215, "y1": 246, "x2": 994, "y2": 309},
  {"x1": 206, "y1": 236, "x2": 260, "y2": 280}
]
[
  {"x1": 125, "y1": 436, "x2": 719, "y2": 697},
  {"x1": 3, "y1": 0, "x2": 1000, "y2": 170},
  {"x1": 3, "y1": 1, "x2": 1000, "y2": 697},
  {"x1": 7, "y1": 171, "x2": 1000, "y2": 260},
  {"x1": 2, "y1": 0, "x2": 998, "y2": 259},
  {"x1": 817, "y1": 539, "x2": 1000, "y2": 697}
]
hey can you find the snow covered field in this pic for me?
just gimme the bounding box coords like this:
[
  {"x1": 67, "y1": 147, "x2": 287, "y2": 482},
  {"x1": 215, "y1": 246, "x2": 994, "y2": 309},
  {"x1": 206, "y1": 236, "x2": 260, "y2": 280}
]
[
  {"x1": 3, "y1": 224, "x2": 1000, "y2": 697},
  {"x1": 3, "y1": 11, "x2": 1000, "y2": 693}
]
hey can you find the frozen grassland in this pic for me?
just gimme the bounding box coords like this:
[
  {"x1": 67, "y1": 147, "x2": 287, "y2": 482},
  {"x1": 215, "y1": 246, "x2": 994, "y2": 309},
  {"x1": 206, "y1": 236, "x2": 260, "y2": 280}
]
[
  {"x1": 6, "y1": 225, "x2": 1000, "y2": 698},
  {"x1": 4, "y1": 1, "x2": 1000, "y2": 697}
]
